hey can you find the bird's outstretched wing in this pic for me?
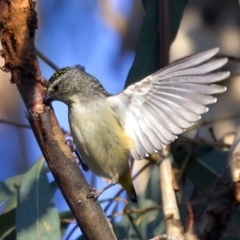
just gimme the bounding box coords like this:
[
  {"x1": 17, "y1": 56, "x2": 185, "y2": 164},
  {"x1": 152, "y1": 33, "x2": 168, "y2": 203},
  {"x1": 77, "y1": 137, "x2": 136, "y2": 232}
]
[{"x1": 107, "y1": 48, "x2": 230, "y2": 160}]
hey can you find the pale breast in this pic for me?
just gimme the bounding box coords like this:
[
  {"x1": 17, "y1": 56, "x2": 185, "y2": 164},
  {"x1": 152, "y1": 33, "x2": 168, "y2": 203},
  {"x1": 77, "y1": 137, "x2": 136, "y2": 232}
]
[{"x1": 68, "y1": 100, "x2": 131, "y2": 180}]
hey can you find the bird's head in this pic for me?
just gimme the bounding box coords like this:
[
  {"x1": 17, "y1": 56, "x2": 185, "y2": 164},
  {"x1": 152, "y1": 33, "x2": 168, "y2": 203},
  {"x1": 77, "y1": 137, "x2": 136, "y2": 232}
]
[{"x1": 44, "y1": 67, "x2": 108, "y2": 105}]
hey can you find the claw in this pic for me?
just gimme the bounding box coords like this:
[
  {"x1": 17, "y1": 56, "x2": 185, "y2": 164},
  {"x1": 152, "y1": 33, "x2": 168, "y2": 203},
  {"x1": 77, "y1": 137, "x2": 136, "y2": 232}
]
[
  {"x1": 65, "y1": 139, "x2": 76, "y2": 152},
  {"x1": 87, "y1": 188, "x2": 103, "y2": 200},
  {"x1": 86, "y1": 182, "x2": 117, "y2": 200}
]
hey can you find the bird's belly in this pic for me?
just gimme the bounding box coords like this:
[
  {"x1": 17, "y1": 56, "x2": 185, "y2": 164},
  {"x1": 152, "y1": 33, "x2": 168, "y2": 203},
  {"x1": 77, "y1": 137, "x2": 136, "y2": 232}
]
[
  {"x1": 77, "y1": 142, "x2": 111, "y2": 179},
  {"x1": 69, "y1": 103, "x2": 133, "y2": 181},
  {"x1": 70, "y1": 119, "x2": 130, "y2": 180}
]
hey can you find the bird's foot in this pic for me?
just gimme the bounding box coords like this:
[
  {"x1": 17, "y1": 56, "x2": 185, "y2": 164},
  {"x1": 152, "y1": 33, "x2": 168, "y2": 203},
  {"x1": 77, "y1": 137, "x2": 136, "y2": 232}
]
[
  {"x1": 87, "y1": 188, "x2": 103, "y2": 200},
  {"x1": 65, "y1": 139, "x2": 76, "y2": 152},
  {"x1": 65, "y1": 139, "x2": 89, "y2": 172},
  {"x1": 87, "y1": 182, "x2": 117, "y2": 200}
]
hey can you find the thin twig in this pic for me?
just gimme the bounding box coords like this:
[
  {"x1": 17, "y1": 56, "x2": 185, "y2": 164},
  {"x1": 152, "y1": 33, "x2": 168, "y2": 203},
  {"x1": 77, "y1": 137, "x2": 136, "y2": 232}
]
[
  {"x1": 176, "y1": 151, "x2": 192, "y2": 183},
  {"x1": 36, "y1": 48, "x2": 59, "y2": 71},
  {"x1": 186, "y1": 203, "x2": 194, "y2": 231},
  {"x1": 107, "y1": 205, "x2": 162, "y2": 218},
  {"x1": 107, "y1": 198, "x2": 208, "y2": 219},
  {"x1": 60, "y1": 218, "x2": 76, "y2": 224},
  {"x1": 99, "y1": 197, "x2": 129, "y2": 205},
  {"x1": 229, "y1": 124, "x2": 240, "y2": 184},
  {"x1": 0, "y1": 119, "x2": 31, "y2": 128}
]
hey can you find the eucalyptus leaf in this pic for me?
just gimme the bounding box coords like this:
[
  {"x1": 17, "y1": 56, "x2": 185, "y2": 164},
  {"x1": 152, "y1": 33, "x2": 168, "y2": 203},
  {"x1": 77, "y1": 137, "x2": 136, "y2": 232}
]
[
  {"x1": 172, "y1": 145, "x2": 227, "y2": 194},
  {"x1": 0, "y1": 174, "x2": 23, "y2": 205},
  {"x1": 125, "y1": 0, "x2": 187, "y2": 87},
  {"x1": 16, "y1": 158, "x2": 60, "y2": 240},
  {"x1": 169, "y1": 0, "x2": 188, "y2": 41},
  {"x1": 125, "y1": 0, "x2": 159, "y2": 87},
  {"x1": 3, "y1": 193, "x2": 17, "y2": 213}
]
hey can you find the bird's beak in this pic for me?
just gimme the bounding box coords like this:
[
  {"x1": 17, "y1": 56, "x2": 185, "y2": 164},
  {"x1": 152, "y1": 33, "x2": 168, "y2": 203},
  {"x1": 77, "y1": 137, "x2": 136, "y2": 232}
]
[{"x1": 43, "y1": 94, "x2": 53, "y2": 105}]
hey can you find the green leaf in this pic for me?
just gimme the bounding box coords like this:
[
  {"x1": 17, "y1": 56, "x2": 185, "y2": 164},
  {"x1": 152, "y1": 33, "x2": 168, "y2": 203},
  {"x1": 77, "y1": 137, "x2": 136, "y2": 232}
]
[
  {"x1": 172, "y1": 145, "x2": 228, "y2": 194},
  {"x1": 197, "y1": 147, "x2": 228, "y2": 174},
  {"x1": 16, "y1": 158, "x2": 60, "y2": 240},
  {"x1": 169, "y1": 0, "x2": 188, "y2": 41},
  {"x1": 0, "y1": 174, "x2": 23, "y2": 205},
  {"x1": 3, "y1": 193, "x2": 17, "y2": 213},
  {"x1": 0, "y1": 209, "x2": 15, "y2": 240},
  {"x1": 125, "y1": 0, "x2": 159, "y2": 87},
  {"x1": 125, "y1": 0, "x2": 187, "y2": 88}
]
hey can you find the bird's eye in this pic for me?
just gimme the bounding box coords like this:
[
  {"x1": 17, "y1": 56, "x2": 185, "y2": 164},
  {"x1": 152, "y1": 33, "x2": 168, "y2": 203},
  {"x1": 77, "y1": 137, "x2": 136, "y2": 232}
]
[{"x1": 53, "y1": 85, "x2": 59, "y2": 91}]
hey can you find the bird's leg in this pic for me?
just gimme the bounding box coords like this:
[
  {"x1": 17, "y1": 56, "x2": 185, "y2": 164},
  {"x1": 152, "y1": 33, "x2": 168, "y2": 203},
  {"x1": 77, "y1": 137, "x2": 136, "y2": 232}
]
[
  {"x1": 65, "y1": 139, "x2": 89, "y2": 172},
  {"x1": 87, "y1": 177, "x2": 118, "y2": 200},
  {"x1": 75, "y1": 149, "x2": 89, "y2": 172}
]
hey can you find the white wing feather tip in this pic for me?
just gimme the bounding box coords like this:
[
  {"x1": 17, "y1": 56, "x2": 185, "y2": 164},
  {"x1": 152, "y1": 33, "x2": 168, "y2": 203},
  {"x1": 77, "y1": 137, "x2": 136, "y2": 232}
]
[
  {"x1": 214, "y1": 98, "x2": 217, "y2": 103},
  {"x1": 205, "y1": 107, "x2": 209, "y2": 112},
  {"x1": 225, "y1": 71, "x2": 230, "y2": 77}
]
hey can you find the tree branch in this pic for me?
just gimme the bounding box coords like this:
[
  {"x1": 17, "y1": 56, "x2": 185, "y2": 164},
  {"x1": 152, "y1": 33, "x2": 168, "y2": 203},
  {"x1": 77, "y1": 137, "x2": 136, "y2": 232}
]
[
  {"x1": 159, "y1": 149, "x2": 184, "y2": 239},
  {"x1": 229, "y1": 124, "x2": 240, "y2": 188},
  {"x1": 0, "y1": 1, "x2": 116, "y2": 239}
]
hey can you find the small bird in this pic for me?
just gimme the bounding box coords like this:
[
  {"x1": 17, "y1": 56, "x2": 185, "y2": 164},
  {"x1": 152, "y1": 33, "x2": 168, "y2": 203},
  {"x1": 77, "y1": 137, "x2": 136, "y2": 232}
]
[{"x1": 44, "y1": 48, "x2": 229, "y2": 203}]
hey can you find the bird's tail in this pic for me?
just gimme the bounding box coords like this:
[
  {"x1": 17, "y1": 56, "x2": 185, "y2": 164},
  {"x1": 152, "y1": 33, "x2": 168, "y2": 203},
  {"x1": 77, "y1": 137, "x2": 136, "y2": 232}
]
[{"x1": 119, "y1": 168, "x2": 137, "y2": 203}]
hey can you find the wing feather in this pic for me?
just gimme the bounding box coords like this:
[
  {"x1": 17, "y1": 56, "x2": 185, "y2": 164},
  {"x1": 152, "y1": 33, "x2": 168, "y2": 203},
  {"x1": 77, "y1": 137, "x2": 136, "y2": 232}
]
[
  {"x1": 153, "y1": 72, "x2": 229, "y2": 84},
  {"x1": 107, "y1": 48, "x2": 230, "y2": 160},
  {"x1": 151, "y1": 93, "x2": 208, "y2": 114},
  {"x1": 155, "y1": 48, "x2": 220, "y2": 76},
  {"x1": 153, "y1": 83, "x2": 226, "y2": 94},
  {"x1": 152, "y1": 87, "x2": 217, "y2": 105},
  {"x1": 130, "y1": 107, "x2": 164, "y2": 150}
]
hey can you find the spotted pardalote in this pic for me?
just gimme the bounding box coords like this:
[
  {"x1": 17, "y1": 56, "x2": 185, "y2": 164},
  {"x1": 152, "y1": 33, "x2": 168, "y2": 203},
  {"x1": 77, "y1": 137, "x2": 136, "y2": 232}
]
[{"x1": 44, "y1": 48, "x2": 229, "y2": 203}]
